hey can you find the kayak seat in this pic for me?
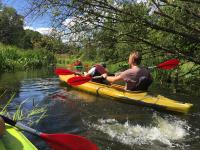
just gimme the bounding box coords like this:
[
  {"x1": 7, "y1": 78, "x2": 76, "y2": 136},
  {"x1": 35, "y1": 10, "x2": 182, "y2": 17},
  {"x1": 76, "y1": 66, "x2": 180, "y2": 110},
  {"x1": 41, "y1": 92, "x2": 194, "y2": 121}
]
[{"x1": 135, "y1": 76, "x2": 153, "y2": 91}]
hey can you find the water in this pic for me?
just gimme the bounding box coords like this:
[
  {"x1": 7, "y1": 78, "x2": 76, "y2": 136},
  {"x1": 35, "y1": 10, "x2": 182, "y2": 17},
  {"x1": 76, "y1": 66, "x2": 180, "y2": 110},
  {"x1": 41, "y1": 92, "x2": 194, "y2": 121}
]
[{"x1": 0, "y1": 69, "x2": 199, "y2": 150}]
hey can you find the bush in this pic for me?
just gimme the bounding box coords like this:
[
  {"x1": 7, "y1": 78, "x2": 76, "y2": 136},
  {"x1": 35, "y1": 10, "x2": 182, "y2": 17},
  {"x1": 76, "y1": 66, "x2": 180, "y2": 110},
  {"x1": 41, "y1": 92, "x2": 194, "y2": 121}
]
[{"x1": 0, "y1": 43, "x2": 56, "y2": 71}]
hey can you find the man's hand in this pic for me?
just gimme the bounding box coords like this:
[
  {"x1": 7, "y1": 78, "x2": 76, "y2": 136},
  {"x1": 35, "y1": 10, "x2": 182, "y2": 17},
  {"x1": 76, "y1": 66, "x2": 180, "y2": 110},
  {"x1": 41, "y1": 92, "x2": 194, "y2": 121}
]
[
  {"x1": 101, "y1": 73, "x2": 108, "y2": 79},
  {"x1": 74, "y1": 72, "x2": 82, "y2": 75}
]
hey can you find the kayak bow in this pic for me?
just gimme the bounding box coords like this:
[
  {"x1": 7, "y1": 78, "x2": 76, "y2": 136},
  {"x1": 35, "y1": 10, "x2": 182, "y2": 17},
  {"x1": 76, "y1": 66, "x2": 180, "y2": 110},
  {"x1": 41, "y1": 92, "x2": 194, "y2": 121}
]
[{"x1": 0, "y1": 124, "x2": 37, "y2": 150}]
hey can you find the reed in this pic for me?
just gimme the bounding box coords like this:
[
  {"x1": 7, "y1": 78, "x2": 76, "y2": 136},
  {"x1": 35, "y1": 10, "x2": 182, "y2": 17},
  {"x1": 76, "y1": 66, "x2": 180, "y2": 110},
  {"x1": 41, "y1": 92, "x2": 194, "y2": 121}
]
[
  {"x1": 0, "y1": 91, "x2": 47, "y2": 125},
  {"x1": 0, "y1": 43, "x2": 56, "y2": 72}
]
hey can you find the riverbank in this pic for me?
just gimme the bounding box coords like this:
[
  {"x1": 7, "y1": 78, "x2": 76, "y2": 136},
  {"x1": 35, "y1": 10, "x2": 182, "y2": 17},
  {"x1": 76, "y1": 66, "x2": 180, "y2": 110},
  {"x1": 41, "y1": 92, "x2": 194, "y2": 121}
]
[{"x1": 0, "y1": 43, "x2": 56, "y2": 72}]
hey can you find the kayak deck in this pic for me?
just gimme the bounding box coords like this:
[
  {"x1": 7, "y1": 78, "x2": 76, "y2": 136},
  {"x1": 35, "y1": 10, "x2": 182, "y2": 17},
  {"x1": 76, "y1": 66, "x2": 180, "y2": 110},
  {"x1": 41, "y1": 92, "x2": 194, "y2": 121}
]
[
  {"x1": 59, "y1": 75, "x2": 193, "y2": 114},
  {"x1": 0, "y1": 124, "x2": 37, "y2": 150}
]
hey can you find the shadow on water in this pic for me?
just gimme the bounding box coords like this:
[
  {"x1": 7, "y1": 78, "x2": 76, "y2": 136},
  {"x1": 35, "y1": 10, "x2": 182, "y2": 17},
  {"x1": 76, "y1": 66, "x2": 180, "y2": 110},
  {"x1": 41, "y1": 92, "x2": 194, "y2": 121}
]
[{"x1": 0, "y1": 69, "x2": 200, "y2": 150}]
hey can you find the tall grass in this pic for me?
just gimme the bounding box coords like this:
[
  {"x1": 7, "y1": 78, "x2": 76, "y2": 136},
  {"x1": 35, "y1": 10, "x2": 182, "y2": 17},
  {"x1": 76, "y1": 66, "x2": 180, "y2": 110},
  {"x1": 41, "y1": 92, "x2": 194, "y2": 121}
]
[
  {"x1": 0, "y1": 43, "x2": 56, "y2": 72},
  {"x1": 56, "y1": 54, "x2": 95, "y2": 72},
  {"x1": 0, "y1": 91, "x2": 47, "y2": 125}
]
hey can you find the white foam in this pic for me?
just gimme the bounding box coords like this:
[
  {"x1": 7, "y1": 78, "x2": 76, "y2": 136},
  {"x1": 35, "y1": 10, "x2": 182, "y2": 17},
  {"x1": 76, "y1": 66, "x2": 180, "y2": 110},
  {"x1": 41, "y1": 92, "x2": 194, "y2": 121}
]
[{"x1": 92, "y1": 114, "x2": 190, "y2": 147}]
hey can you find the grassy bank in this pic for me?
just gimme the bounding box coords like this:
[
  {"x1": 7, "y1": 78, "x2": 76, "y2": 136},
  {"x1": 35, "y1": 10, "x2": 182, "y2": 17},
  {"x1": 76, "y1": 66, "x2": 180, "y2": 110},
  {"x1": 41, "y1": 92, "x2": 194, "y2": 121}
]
[
  {"x1": 56, "y1": 54, "x2": 94, "y2": 70},
  {"x1": 0, "y1": 43, "x2": 56, "y2": 72}
]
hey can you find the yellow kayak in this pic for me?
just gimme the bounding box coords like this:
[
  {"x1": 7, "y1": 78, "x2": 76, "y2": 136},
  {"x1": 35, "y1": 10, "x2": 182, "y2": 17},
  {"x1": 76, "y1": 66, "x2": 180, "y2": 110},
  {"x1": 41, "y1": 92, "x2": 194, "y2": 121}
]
[
  {"x1": 0, "y1": 124, "x2": 37, "y2": 150},
  {"x1": 59, "y1": 75, "x2": 193, "y2": 114}
]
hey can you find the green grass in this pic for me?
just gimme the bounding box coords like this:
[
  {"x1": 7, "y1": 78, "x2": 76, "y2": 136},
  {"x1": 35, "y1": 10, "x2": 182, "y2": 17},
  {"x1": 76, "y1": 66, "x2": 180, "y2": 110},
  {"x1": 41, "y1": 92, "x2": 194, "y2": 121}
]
[
  {"x1": 0, "y1": 91, "x2": 47, "y2": 125},
  {"x1": 0, "y1": 43, "x2": 56, "y2": 72},
  {"x1": 56, "y1": 54, "x2": 96, "y2": 72}
]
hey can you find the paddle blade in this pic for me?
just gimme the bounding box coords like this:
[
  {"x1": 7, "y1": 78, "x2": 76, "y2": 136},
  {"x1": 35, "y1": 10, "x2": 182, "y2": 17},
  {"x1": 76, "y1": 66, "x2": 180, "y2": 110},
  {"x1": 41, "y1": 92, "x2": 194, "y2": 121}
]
[
  {"x1": 40, "y1": 133, "x2": 99, "y2": 150},
  {"x1": 157, "y1": 59, "x2": 180, "y2": 70},
  {"x1": 67, "y1": 76, "x2": 91, "y2": 86},
  {"x1": 55, "y1": 68, "x2": 75, "y2": 75}
]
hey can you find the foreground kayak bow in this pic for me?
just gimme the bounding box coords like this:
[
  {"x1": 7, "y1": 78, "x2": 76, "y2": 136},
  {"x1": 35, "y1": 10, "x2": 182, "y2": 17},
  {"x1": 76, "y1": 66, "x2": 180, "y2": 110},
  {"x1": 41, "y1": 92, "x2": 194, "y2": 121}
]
[{"x1": 0, "y1": 115, "x2": 99, "y2": 150}]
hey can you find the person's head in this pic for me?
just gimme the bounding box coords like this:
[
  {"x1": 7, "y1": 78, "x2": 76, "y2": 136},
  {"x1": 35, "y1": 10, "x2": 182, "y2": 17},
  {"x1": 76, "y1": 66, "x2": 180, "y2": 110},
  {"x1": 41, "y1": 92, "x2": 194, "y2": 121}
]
[
  {"x1": 128, "y1": 51, "x2": 142, "y2": 65},
  {"x1": 100, "y1": 62, "x2": 106, "y2": 68}
]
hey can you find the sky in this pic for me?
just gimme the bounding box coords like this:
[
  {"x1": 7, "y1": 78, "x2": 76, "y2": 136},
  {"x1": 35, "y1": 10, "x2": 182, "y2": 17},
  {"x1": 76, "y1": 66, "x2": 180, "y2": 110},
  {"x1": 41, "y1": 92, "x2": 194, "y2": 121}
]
[{"x1": 2, "y1": 0, "x2": 52, "y2": 34}]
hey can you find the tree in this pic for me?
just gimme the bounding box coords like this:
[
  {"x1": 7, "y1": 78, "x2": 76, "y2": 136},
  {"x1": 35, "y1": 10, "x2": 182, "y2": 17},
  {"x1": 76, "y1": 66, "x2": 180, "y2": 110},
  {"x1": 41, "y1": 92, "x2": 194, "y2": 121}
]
[
  {"x1": 22, "y1": 29, "x2": 42, "y2": 49},
  {"x1": 0, "y1": 7, "x2": 24, "y2": 46}
]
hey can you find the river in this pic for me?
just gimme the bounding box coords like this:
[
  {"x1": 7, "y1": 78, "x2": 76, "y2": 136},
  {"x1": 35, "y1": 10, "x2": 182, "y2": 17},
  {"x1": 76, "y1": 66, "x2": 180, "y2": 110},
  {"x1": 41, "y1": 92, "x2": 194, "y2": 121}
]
[{"x1": 0, "y1": 69, "x2": 199, "y2": 150}]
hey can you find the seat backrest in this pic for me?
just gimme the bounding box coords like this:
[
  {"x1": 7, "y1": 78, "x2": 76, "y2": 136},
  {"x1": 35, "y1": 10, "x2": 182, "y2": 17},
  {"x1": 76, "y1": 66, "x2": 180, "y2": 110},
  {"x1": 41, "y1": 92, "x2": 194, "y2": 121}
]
[{"x1": 135, "y1": 76, "x2": 153, "y2": 91}]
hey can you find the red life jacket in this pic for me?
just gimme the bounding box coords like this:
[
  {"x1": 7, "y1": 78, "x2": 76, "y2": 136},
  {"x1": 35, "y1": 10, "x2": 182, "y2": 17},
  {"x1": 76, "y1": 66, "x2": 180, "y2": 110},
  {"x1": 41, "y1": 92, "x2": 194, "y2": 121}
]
[{"x1": 95, "y1": 64, "x2": 107, "y2": 74}]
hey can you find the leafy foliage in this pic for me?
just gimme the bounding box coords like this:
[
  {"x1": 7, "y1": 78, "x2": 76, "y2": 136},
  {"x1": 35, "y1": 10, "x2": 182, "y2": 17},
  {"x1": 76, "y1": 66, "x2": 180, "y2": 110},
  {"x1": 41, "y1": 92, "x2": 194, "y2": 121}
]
[
  {"x1": 0, "y1": 7, "x2": 24, "y2": 46},
  {"x1": 0, "y1": 5, "x2": 66, "y2": 53},
  {"x1": 0, "y1": 43, "x2": 56, "y2": 71}
]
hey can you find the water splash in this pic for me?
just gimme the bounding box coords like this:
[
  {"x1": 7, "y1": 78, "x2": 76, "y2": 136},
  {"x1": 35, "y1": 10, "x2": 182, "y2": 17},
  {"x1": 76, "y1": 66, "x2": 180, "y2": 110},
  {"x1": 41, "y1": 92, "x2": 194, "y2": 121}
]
[{"x1": 92, "y1": 114, "x2": 190, "y2": 147}]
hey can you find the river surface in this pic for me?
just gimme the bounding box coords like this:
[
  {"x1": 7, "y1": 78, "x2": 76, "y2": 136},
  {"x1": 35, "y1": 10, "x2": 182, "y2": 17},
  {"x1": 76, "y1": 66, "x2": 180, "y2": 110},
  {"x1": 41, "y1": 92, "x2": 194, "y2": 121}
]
[{"x1": 0, "y1": 69, "x2": 199, "y2": 150}]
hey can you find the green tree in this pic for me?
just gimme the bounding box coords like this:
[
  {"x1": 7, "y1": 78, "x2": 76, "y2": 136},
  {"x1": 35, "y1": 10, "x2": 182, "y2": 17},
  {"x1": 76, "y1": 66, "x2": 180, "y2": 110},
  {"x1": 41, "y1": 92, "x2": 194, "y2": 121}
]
[
  {"x1": 33, "y1": 35, "x2": 66, "y2": 53},
  {"x1": 22, "y1": 29, "x2": 42, "y2": 49},
  {"x1": 0, "y1": 7, "x2": 24, "y2": 46}
]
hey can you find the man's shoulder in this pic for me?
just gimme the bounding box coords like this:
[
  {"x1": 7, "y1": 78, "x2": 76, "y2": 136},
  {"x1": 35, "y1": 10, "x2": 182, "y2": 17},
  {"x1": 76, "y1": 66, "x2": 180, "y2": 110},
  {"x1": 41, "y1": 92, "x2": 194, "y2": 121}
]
[
  {"x1": 124, "y1": 68, "x2": 138, "y2": 73},
  {"x1": 120, "y1": 69, "x2": 135, "y2": 76}
]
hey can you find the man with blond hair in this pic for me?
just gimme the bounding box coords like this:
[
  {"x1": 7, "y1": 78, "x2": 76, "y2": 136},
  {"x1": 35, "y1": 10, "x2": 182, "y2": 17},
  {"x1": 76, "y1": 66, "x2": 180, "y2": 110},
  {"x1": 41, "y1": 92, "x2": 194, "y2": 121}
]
[{"x1": 102, "y1": 51, "x2": 152, "y2": 91}]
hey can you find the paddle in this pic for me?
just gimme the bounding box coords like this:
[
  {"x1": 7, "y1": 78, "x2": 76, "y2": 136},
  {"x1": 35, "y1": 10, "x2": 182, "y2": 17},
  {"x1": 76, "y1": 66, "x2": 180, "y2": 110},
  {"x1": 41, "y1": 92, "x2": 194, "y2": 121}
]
[
  {"x1": 67, "y1": 59, "x2": 180, "y2": 86},
  {"x1": 0, "y1": 115, "x2": 99, "y2": 150},
  {"x1": 67, "y1": 76, "x2": 102, "y2": 86},
  {"x1": 147, "y1": 59, "x2": 180, "y2": 70},
  {"x1": 55, "y1": 68, "x2": 76, "y2": 75}
]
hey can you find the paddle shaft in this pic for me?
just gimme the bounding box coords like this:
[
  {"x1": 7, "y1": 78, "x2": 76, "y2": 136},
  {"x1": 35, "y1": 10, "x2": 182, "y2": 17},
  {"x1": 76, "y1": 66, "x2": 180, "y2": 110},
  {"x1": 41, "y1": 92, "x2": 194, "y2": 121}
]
[
  {"x1": 0, "y1": 115, "x2": 41, "y2": 136},
  {"x1": 147, "y1": 66, "x2": 157, "y2": 69},
  {"x1": 91, "y1": 76, "x2": 103, "y2": 79}
]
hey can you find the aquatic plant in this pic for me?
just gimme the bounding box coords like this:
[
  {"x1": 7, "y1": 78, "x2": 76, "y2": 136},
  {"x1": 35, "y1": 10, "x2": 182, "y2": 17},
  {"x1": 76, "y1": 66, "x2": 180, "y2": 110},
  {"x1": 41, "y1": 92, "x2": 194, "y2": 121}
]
[{"x1": 0, "y1": 91, "x2": 47, "y2": 125}]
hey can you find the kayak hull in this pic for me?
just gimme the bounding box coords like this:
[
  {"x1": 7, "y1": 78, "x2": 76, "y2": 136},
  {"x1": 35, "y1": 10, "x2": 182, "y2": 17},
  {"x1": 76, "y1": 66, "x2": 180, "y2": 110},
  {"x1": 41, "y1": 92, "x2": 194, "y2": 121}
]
[
  {"x1": 0, "y1": 124, "x2": 37, "y2": 150},
  {"x1": 59, "y1": 75, "x2": 193, "y2": 114}
]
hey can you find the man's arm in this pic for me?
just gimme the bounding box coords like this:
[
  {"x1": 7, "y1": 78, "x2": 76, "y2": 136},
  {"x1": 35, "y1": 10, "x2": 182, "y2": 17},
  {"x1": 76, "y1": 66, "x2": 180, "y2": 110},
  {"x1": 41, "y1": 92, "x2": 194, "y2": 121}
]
[
  {"x1": 102, "y1": 73, "x2": 123, "y2": 83},
  {"x1": 84, "y1": 67, "x2": 96, "y2": 76}
]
